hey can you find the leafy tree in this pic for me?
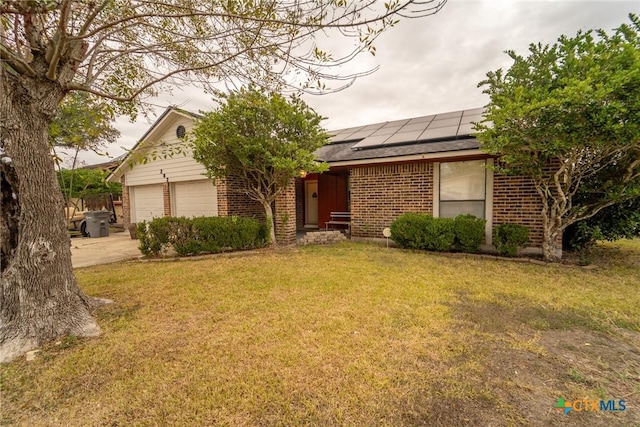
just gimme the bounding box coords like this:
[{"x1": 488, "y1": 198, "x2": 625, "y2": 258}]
[
  {"x1": 57, "y1": 168, "x2": 122, "y2": 199},
  {"x1": 0, "y1": 0, "x2": 446, "y2": 362},
  {"x1": 476, "y1": 15, "x2": 640, "y2": 261},
  {"x1": 50, "y1": 92, "x2": 120, "y2": 156},
  {"x1": 50, "y1": 92, "x2": 120, "y2": 218},
  {"x1": 192, "y1": 87, "x2": 329, "y2": 244}
]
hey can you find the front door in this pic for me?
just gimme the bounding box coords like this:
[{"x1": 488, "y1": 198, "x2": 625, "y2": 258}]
[{"x1": 305, "y1": 180, "x2": 319, "y2": 227}]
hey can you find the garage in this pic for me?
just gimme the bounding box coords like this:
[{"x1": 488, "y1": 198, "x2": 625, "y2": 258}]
[
  {"x1": 131, "y1": 184, "x2": 164, "y2": 223},
  {"x1": 173, "y1": 180, "x2": 218, "y2": 218},
  {"x1": 108, "y1": 108, "x2": 225, "y2": 227}
]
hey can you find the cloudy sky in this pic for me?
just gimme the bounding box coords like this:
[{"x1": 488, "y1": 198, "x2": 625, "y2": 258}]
[{"x1": 79, "y1": 0, "x2": 638, "y2": 165}]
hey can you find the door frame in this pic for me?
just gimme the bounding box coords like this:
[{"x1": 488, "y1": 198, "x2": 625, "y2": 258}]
[{"x1": 304, "y1": 179, "x2": 319, "y2": 228}]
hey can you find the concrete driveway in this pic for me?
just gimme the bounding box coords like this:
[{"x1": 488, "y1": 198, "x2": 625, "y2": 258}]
[{"x1": 70, "y1": 231, "x2": 141, "y2": 268}]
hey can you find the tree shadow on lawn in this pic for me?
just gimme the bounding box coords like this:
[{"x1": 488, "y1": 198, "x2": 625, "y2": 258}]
[{"x1": 403, "y1": 293, "x2": 640, "y2": 426}]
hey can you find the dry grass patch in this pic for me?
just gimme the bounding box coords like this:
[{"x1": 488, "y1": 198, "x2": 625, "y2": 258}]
[{"x1": 1, "y1": 239, "x2": 639, "y2": 426}]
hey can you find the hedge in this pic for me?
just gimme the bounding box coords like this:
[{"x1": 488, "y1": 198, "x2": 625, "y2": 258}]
[
  {"x1": 390, "y1": 213, "x2": 454, "y2": 252},
  {"x1": 391, "y1": 213, "x2": 488, "y2": 254},
  {"x1": 137, "y1": 216, "x2": 267, "y2": 256}
]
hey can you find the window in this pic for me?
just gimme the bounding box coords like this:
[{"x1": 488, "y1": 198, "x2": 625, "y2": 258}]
[{"x1": 439, "y1": 160, "x2": 486, "y2": 218}]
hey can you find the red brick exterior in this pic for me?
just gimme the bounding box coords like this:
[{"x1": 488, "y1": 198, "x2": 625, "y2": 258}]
[
  {"x1": 348, "y1": 160, "x2": 546, "y2": 249},
  {"x1": 275, "y1": 179, "x2": 297, "y2": 245},
  {"x1": 215, "y1": 177, "x2": 229, "y2": 217},
  {"x1": 163, "y1": 182, "x2": 171, "y2": 216},
  {"x1": 295, "y1": 178, "x2": 304, "y2": 230},
  {"x1": 121, "y1": 176, "x2": 131, "y2": 229},
  {"x1": 492, "y1": 172, "x2": 544, "y2": 246},
  {"x1": 121, "y1": 158, "x2": 547, "y2": 250},
  {"x1": 350, "y1": 162, "x2": 434, "y2": 238},
  {"x1": 215, "y1": 176, "x2": 264, "y2": 221}
]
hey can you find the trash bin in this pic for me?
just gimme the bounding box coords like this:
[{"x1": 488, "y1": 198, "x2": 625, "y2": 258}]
[{"x1": 84, "y1": 211, "x2": 111, "y2": 238}]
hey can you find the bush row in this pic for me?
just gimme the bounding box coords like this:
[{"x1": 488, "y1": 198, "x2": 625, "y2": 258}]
[
  {"x1": 390, "y1": 213, "x2": 486, "y2": 253},
  {"x1": 137, "y1": 216, "x2": 267, "y2": 256},
  {"x1": 390, "y1": 213, "x2": 529, "y2": 256}
]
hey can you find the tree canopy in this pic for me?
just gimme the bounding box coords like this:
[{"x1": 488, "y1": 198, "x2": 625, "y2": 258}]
[
  {"x1": 50, "y1": 92, "x2": 120, "y2": 157},
  {"x1": 192, "y1": 87, "x2": 329, "y2": 244},
  {"x1": 475, "y1": 15, "x2": 640, "y2": 261},
  {"x1": 1, "y1": 0, "x2": 447, "y2": 112},
  {"x1": 1, "y1": 0, "x2": 447, "y2": 362},
  {"x1": 57, "y1": 168, "x2": 122, "y2": 199}
]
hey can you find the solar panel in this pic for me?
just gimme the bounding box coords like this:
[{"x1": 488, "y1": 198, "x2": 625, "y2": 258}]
[
  {"x1": 434, "y1": 110, "x2": 463, "y2": 120},
  {"x1": 463, "y1": 107, "x2": 484, "y2": 116},
  {"x1": 457, "y1": 122, "x2": 476, "y2": 135},
  {"x1": 419, "y1": 126, "x2": 460, "y2": 141},
  {"x1": 383, "y1": 118, "x2": 410, "y2": 127},
  {"x1": 348, "y1": 129, "x2": 378, "y2": 140},
  {"x1": 429, "y1": 117, "x2": 462, "y2": 129},
  {"x1": 401, "y1": 122, "x2": 434, "y2": 132},
  {"x1": 407, "y1": 115, "x2": 435, "y2": 124},
  {"x1": 384, "y1": 130, "x2": 423, "y2": 145},
  {"x1": 347, "y1": 108, "x2": 485, "y2": 150},
  {"x1": 349, "y1": 134, "x2": 390, "y2": 148}
]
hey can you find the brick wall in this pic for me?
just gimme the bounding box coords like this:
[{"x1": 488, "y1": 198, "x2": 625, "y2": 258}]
[
  {"x1": 163, "y1": 182, "x2": 171, "y2": 216},
  {"x1": 295, "y1": 178, "x2": 304, "y2": 230},
  {"x1": 350, "y1": 162, "x2": 434, "y2": 238},
  {"x1": 217, "y1": 175, "x2": 264, "y2": 221},
  {"x1": 275, "y1": 179, "x2": 297, "y2": 245},
  {"x1": 216, "y1": 177, "x2": 229, "y2": 217},
  {"x1": 121, "y1": 176, "x2": 131, "y2": 229},
  {"x1": 349, "y1": 160, "x2": 546, "y2": 249},
  {"x1": 492, "y1": 172, "x2": 544, "y2": 246}
]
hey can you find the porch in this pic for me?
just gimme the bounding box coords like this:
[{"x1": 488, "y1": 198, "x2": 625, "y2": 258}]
[{"x1": 294, "y1": 169, "x2": 351, "y2": 235}]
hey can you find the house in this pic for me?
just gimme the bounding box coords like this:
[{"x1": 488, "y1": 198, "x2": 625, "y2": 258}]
[{"x1": 109, "y1": 107, "x2": 549, "y2": 254}]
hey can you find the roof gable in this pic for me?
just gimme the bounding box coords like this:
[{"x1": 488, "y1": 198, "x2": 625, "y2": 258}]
[{"x1": 108, "y1": 107, "x2": 199, "y2": 181}]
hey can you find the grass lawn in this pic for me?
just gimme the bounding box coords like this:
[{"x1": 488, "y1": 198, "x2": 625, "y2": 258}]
[{"x1": 2, "y1": 240, "x2": 639, "y2": 426}]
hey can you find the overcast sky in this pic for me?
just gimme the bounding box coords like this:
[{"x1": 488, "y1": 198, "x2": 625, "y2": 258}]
[{"x1": 78, "y1": 0, "x2": 639, "y2": 165}]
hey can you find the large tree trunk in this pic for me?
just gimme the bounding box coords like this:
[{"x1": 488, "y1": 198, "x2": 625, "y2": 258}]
[
  {"x1": 262, "y1": 201, "x2": 277, "y2": 245},
  {"x1": 1, "y1": 78, "x2": 100, "y2": 363},
  {"x1": 541, "y1": 229, "x2": 561, "y2": 262},
  {"x1": 541, "y1": 215, "x2": 563, "y2": 262}
]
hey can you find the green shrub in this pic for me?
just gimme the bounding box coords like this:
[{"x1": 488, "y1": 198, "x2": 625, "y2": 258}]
[
  {"x1": 494, "y1": 223, "x2": 530, "y2": 256},
  {"x1": 390, "y1": 213, "x2": 455, "y2": 252},
  {"x1": 453, "y1": 214, "x2": 487, "y2": 253},
  {"x1": 137, "y1": 217, "x2": 193, "y2": 256},
  {"x1": 137, "y1": 216, "x2": 266, "y2": 257},
  {"x1": 182, "y1": 216, "x2": 267, "y2": 254},
  {"x1": 137, "y1": 221, "x2": 155, "y2": 256},
  {"x1": 424, "y1": 217, "x2": 455, "y2": 252},
  {"x1": 390, "y1": 213, "x2": 430, "y2": 249}
]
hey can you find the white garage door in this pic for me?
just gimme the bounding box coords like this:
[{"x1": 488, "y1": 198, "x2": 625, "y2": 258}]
[
  {"x1": 173, "y1": 180, "x2": 218, "y2": 218},
  {"x1": 131, "y1": 184, "x2": 164, "y2": 223}
]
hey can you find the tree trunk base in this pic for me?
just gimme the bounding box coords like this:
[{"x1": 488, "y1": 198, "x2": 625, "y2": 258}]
[{"x1": 0, "y1": 316, "x2": 100, "y2": 363}]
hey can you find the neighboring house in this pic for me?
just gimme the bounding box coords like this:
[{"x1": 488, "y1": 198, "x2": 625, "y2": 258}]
[{"x1": 109, "y1": 106, "x2": 549, "y2": 253}]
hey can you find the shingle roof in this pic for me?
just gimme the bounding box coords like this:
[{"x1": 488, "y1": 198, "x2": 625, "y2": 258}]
[{"x1": 318, "y1": 108, "x2": 484, "y2": 163}]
